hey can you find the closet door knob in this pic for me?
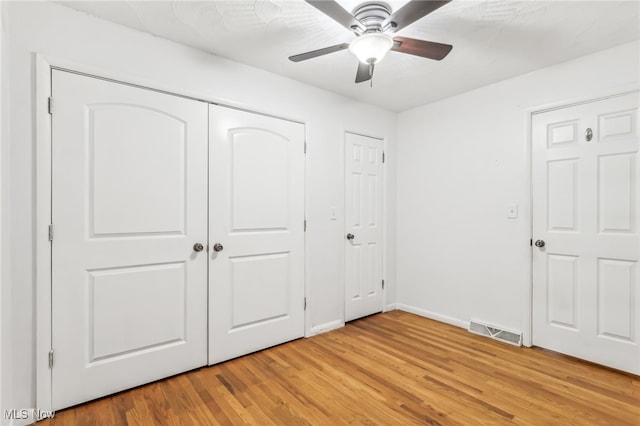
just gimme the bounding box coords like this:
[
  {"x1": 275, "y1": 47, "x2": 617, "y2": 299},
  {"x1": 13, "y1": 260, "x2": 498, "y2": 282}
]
[
  {"x1": 346, "y1": 233, "x2": 355, "y2": 240},
  {"x1": 193, "y1": 243, "x2": 204, "y2": 252},
  {"x1": 534, "y1": 240, "x2": 545, "y2": 248},
  {"x1": 213, "y1": 243, "x2": 224, "y2": 252}
]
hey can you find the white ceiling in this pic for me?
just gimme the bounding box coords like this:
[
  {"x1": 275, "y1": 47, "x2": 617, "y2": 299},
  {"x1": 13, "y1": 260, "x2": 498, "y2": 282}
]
[{"x1": 58, "y1": 0, "x2": 640, "y2": 112}]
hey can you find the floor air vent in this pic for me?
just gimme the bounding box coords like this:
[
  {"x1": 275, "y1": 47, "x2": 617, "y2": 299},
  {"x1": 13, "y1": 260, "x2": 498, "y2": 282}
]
[{"x1": 468, "y1": 321, "x2": 522, "y2": 346}]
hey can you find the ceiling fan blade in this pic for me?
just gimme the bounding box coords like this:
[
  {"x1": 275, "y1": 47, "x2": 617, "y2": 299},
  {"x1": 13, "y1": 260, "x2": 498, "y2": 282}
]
[
  {"x1": 289, "y1": 43, "x2": 350, "y2": 62},
  {"x1": 355, "y1": 61, "x2": 373, "y2": 83},
  {"x1": 306, "y1": 0, "x2": 365, "y2": 33},
  {"x1": 383, "y1": 0, "x2": 450, "y2": 33},
  {"x1": 392, "y1": 37, "x2": 452, "y2": 60}
]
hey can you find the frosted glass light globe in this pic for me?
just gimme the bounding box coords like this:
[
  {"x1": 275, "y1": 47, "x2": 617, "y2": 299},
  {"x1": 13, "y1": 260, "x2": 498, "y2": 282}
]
[{"x1": 349, "y1": 32, "x2": 394, "y2": 64}]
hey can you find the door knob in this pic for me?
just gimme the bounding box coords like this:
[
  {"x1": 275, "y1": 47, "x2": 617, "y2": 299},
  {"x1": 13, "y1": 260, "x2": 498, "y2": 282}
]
[
  {"x1": 585, "y1": 128, "x2": 593, "y2": 142},
  {"x1": 213, "y1": 243, "x2": 224, "y2": 252},
  {"x1": 534, "y1": 240, "x2": 545, "y2": 248},
  {"x1": 346, "y1": 233, "x2": 355, "y2": 240},
  {"x1": 193, "y1": 243, "x2": 204, "y2": 252}
]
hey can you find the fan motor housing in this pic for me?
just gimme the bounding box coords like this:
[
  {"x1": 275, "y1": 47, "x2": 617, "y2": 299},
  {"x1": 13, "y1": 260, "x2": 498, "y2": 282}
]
[{"x1": 352, "y1": 2, "x2": 392, "y2": 33}]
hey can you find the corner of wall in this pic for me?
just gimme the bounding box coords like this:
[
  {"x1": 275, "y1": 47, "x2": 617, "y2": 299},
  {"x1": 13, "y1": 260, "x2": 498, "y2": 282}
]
[
  {"x1": 0, "y1": 2, "x2": 15, "y2": 424},
  {"x1": 309, "y1": 320, "x2": 345, "y2": 337},
  {"x1": 395, "y1": 303, "x2": 470, "y2": 330},
  {"x1": 0, "y1": 1, "x2": 10, "y2": 423},
  {"x1": 0, "y1": 1, "x2": 5, "y2": 422}
]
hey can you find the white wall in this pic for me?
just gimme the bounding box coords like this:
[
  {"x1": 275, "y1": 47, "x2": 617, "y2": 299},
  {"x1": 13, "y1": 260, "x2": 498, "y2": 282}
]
[
  {"x1": 396, "y1": 40, "x2": 640, "y2": 333},
  {"x1": 8, "y1": 0, "x2": 636, "y2": 420},
  {"x1": 0, "y1": 1, "x2": 14, "y2": 422},
  {"x1": 0, "y1": 0, "x2": 6, "y2": 421},
  {"x1": 3, "y1": 1, "x2": 397, "y2": 419}
]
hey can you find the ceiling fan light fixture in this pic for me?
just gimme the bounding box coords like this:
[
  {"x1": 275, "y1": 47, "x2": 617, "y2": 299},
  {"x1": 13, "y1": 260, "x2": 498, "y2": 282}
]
[{"x1": 349, "y1": 32, "x2": 393, "y2": 64}]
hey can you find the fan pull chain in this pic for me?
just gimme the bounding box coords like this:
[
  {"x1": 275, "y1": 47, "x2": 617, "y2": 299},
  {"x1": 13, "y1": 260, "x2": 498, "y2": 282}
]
[{"x1": 369, "y1": 62, "x2": 374, "y2": 88}]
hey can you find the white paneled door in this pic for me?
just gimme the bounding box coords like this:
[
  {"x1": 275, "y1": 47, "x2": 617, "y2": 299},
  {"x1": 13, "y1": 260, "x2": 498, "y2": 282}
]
[
  {"x1": 51, "y1": 70, "x2": 208, "y2": 409},
  {"x1": 208, "y1": 105, "x2": 305, "y2": 364},
  {"x1": 344, "y1": 132, "x2": 384, "y2": 322},
  {"x1": 532, "y1": 92, "x2": 639, "y2": 374}
]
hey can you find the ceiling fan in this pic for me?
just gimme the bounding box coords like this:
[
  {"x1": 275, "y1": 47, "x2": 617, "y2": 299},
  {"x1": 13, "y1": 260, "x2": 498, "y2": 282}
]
[{"x1": 289, "y1": 0, "x2": 453, "y2": 84}]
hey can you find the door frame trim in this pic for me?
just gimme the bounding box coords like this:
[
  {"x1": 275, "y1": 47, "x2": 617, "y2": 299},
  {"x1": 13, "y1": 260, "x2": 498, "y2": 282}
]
[
  {"x1": 35, "y1": 54, "x2": 53, "y2": 415},
  {"x1": 341, "y1": 130, "x2": 387, "y2": 323},
  {"x1": 523, "y1": 85, "x2": 639, "y2": 348},
  {"x1": 34, "y1": 53, "x2": 310, "y2": 413}
]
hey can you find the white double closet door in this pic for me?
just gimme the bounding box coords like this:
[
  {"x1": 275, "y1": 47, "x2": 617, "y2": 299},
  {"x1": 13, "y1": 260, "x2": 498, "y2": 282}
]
[{"x1": 51, "y1": 70, "x2": 305, "y2": 409}]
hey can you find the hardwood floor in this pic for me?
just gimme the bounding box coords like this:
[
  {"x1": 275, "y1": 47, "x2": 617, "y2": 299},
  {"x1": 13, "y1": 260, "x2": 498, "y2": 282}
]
[{"x1": 42, "y1": 311, "x2": 639, "y2": 425}]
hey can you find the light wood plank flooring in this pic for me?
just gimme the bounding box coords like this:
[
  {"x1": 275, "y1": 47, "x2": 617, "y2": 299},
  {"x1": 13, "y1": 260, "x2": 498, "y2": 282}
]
[{"x1": 42, "y1": 311, "x2": 639, "y2": 425}]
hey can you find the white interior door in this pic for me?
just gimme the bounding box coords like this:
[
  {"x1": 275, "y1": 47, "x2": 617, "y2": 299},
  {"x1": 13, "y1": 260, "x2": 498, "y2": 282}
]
[
  {"x1": 344, "y1": 132, "x2": 384, "y2": 322},
  {"x1": 208, "y1": 105, "x2": 305, "y2": 364},
  {"x1": 51, "y1": 70, "x2": 208, "y2": 409},
  {"x1": 532, "y1": 92, "x2": 639, "y2": 374}
]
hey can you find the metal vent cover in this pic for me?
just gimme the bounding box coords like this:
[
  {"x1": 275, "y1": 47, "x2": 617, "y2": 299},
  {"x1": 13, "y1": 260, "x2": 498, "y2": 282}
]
[{"x1": 469, "y1": 320, "x2": 522, "y2": 346}]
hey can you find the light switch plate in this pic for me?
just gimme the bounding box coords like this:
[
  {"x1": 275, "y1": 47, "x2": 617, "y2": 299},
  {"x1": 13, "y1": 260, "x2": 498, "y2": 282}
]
[{"x1": 329, "y1": 206, "x2": 337, "y2": 220}]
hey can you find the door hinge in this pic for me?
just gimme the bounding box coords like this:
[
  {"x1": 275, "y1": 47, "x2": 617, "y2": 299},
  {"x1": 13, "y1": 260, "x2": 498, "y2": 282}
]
[
  {"x1": 304, "y1": 141, "x2": 307, "y2": 154},
  {"x1": 304, "y1": 297, "x2": 307, "y2": 310},
  {"x1": 48, "y1": 224, "x2": 54, "y2": 242},
  {"x1": 382, "y1": 151, "x2": 385, "y2": 163},
  {"x1": 48, "y1": 350, "x2": 54, "y2": 368},
  {"x1": 48, "y1": 97, "x2": 53, "y2": 114},
  {"x1": 530, "y1": 238, "x2": 533, "y2": 246},
  {"x1": 382, "y1": 279, "x2": 385, "y2": 289},
  {"x1": 304, "y1": 219, "x2": 307, "y2": 232}
]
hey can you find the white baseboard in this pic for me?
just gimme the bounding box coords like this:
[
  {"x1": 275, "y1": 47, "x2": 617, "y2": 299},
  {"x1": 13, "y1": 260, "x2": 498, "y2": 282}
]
[
  {"x1": 307, "y1": 305, "x2": 468, "y2": 337},
  {"x1": 9, "y1": 418, "x2": 36, "y2": 426},
  {"x1": 383, "y1": 303, "x2": 397, "y2": 312},
  {"x1": 395, "y1": 303, "x2": 469, "y2": 330},
  {"x1": 308, "y1": 320, "x2": 344, "y2": 336}
]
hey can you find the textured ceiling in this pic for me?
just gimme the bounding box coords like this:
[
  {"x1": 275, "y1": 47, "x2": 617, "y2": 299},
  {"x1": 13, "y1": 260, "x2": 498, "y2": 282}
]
[{"x1": 58, "y1": 0, "x2": 640, "y2": 112}]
